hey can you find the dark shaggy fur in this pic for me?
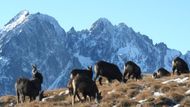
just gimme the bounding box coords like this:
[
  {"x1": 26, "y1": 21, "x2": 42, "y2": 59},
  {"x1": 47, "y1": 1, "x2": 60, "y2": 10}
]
[
  {"x1": 94, "y1": 60, "x2": 126, "y2": 85},
  {"x1": 70, "y1": 66, "x2": 93, "y2": 79},
  {"x1": 153, "y1": 67, "x2": 171, "y2": 79},
  {"x1": 68, "y1": 66, "x2": 93, "y2": 95},
  {"x1": 123, "y1": 61, "x2": 142, "y2": 80},
  {"x1": 72, "y1": 74, "x2": 102, "y2": 105},
  {"x1": 15, "y1": 65, "x2": 43, "y2": 103},
  {"x1": 172, "y1": 57, "x2": 189, "y2": 75}
]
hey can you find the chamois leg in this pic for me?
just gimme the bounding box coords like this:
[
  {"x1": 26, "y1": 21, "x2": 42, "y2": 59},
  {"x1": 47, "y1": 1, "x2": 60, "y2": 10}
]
[
  {"x1": 29, "y1": 96, "x2": 32, "y2": 102},
  {"x1": 72, "y1": 87, "x2": 79, "y2": 105},
  {"x1": 89, "y1": 96, "x2": 92, "y2": 102},
  {"x1": 172, "y1": 67, "x2": 175, "y2": 75},
  {"x1": 82, "y1": 93, "x2": 87, "y2": 102},
  {"x1": 128, "y1": 73, "x2": 132, "y2": 80},
  {"x1": 98, "y1": 77, "x2": 103, "y2": 85},
  {"x1": 107, "y1": 78, "x2": 112, "y2": 84},
  {"x1": 23, "y1": 95, "x2": 25, "y2": 103},
  {"x1": 16, "y1": 90, "x2": 20, "y2": 104},
  {"x1": 94, "y1": 73, "x2": 99, "y2": 82},
  {"x1": 21, "y1": 94, "x2": 25, "y2": 103},
  {"x1": 76, "y1": 93, "x2": 82, "y2": 102},
  {"x1": 29, "y1": 96, "x2": 35, "y2": 102},
  {"x1": 72, "y1": 93, "x2": 76, "y2": 106},
  {"x1": 177, "y1": 70, "x2": 181, "y2": 75}
]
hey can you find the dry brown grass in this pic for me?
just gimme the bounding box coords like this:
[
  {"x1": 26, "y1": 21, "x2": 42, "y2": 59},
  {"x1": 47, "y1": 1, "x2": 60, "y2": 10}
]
[
  {"x1": 160, "y1": 85, "x2": 171, "y2": 93},
  {"x1": 126, "y1": 82, "x2": 143, "y2": 90},
  {"x1": 1, "y1": 73, "x2": 190, "y2": 107},
  {"x1": 185, "y1": 82, "x2": 190, "y2": 88},
  {"x1": 44, "y1": 88, "x2": 66, "y2": 96},
  {"x1": 167, "y1": 92, "x2": 185, "y2": 103},
  {"x1": 126, "y1": 89, "x2": 140, "y2": 98},
  {"x1": 135, "y1": 90, "x2": 153, "y2": 100},
  {"x1": 0, "y1": 95, "x2": 17, "y2": 107},
  {"x1": 153, "y1": 96, "x2": 175, "y2": 106},
  {"x1": 180, "y1": 96, "x2": 190, "y2": 107},
  {"x1": 117, "y1": 99, "x2": 139, "y2": 107},
  {"x1": 116, "y1": 85, "x2": 128, "y2": 93},
  {"x1": 103, "y1": 91, "x2": 122, "y2": 101}
]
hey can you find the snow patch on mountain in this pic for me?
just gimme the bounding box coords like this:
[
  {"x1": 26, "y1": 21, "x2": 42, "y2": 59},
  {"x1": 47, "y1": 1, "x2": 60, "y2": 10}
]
[
  {"x1": 3, "y1": 10, "x2": 29, "y2": 32},
  {"x1": 48, "y1": 61, "x2": 72, "y2": 90},
  {"x1": 48, "y1": 72, "x2": 65, "y2": 90},
  {"x1": 0, "y1": 56, "x2": 9, "y2": 67},
  {"x1": 74, "y1": 53, "x2": 93, "y2": 67},
  {"x1": 117, "y1": 43, "x2": 140, "y2": 60}
]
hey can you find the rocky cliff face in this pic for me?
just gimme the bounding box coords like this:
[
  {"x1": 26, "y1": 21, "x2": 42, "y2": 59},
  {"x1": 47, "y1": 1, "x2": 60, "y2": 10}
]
[{"x1": 0, "y1": 11, "x2": 188, "y2": 95}]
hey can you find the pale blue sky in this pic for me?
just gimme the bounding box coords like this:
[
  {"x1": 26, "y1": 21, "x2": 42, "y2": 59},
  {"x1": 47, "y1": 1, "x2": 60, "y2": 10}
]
[{"x1": 0, "y1": 0, "x2": 190, "y2": 54}]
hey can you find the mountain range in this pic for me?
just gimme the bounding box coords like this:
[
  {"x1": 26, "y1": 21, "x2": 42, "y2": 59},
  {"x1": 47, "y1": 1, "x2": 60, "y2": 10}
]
[{"x1": 0, "y1": 10, "x2": 189, "y2": 95}]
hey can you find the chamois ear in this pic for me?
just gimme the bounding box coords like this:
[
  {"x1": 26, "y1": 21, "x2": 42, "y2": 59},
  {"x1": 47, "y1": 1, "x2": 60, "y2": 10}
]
[{"x1": 32, "y1": 64, "x2": 36, "y2": 68}]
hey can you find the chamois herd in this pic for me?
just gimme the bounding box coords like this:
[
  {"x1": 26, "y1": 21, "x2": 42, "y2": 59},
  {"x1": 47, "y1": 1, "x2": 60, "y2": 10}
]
[{"x1": 14, "y1": 57, "x2": 190, "y2": 105}]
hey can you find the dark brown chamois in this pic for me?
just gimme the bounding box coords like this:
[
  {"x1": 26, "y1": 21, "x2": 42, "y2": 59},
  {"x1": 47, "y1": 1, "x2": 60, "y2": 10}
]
[
  {"x1": 94, "y1": 60, "x2": 126, "y2": 85},
  {"x1": 15, "y1": 65, "x2": 43, "y2": 103},
  {"x1": 123, "y1": 61, "x2": 142, "y2": 80},
  {"x1": 72, "y1": 74, "x2": 102, "y2": 105},
  {"x1": 153, "y1": 67, "x2": 171, "y2": 79},
  {"x1": 172, "y1": 57, "x2": 189, "y2": 75},
  {"x1": 67, "y1": 66, "x2": 93, "y2": 95}
]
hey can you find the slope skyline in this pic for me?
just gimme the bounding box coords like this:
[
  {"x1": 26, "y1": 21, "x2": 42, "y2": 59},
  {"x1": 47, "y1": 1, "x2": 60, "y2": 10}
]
[
  {"x1": 0, "y1": 0, "x2": 190, "y2": 54},
  {"x1": 0, "y1": 10, "x2": 183, "y2": 52}
]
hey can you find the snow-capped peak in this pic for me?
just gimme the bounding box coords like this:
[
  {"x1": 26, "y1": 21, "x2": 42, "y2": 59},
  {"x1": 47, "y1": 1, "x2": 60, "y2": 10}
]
[
  {"x1": 3, "y1": 10, "x2": 29, "y2": 32},
  {"x1": 90, "y1": 18, "x2": 114, "y2": 33}
]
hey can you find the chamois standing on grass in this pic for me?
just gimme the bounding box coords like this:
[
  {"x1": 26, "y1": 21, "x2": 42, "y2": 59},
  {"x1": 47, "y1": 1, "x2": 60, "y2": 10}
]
[
  {"x1": 72, "y1": 74, "x2": 102, "y2": 105},
  {"x1": 123, "y1": 61, "x2": 142, "y2": 80},
  {"x1": 67, "y1": 66, "x2": 93, "y2": 96},
  {"x1": 15, "y1": 65, "x2": 43, "y2": 103},
  {"x1": 172, "y1": 57, "x2": 189, "y2": 75},
  {"x1": 94, "y1": 60, "x2": 126, "y2": 85},
  {"x1": 152, "y1": 67, "x2": 171, "y2": 79}
]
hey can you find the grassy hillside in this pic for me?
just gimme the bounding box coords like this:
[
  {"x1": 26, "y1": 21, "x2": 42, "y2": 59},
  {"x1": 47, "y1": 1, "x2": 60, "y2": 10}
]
[{"x1": 1, "y1": 74, "x2": 190, "y2": 107}]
